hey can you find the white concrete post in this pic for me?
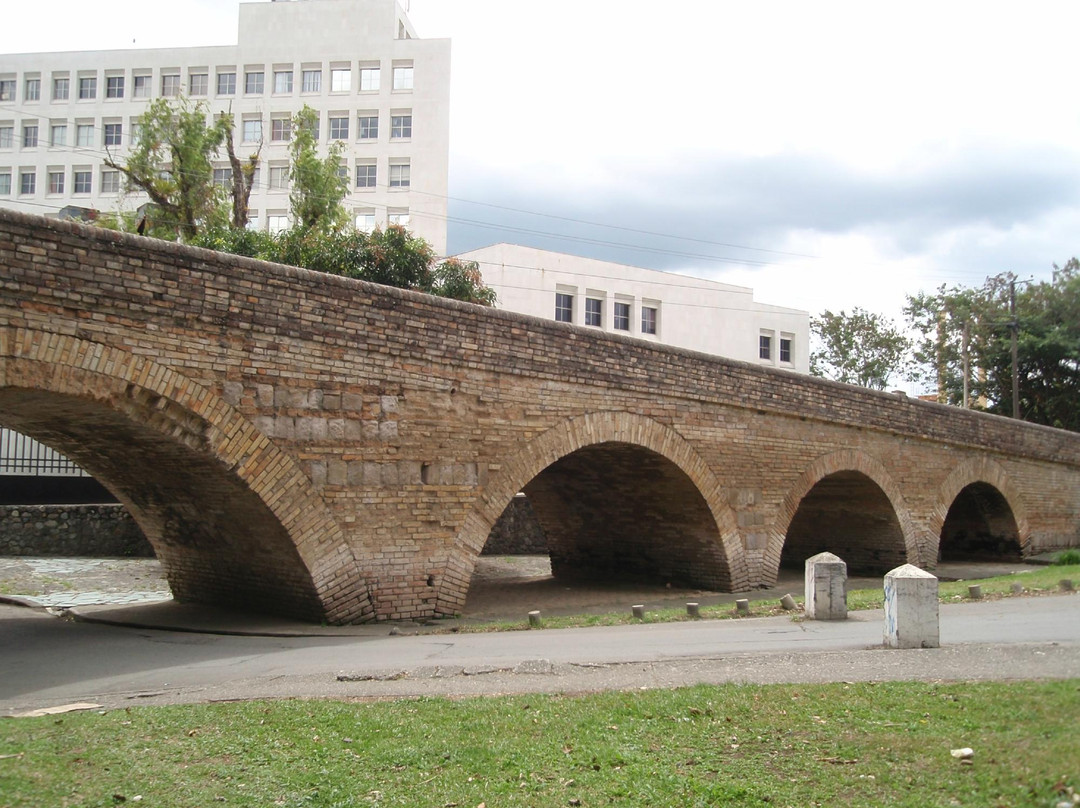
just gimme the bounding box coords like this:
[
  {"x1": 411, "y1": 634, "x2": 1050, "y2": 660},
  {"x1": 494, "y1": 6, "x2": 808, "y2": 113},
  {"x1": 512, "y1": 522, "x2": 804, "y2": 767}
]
[
  {"x1": 804, "y1": 551, "x2": 847, "y2": 620},
  {"x1": 883, "y1": 564, "x2": 939, "y2": 649}
]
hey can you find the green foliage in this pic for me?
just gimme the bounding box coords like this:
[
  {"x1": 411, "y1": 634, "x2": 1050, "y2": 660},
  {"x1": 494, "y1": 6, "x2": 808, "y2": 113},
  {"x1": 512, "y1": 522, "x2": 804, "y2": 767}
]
[
  {"x1": 104, "y1": 95, "x2": 231, "y2": 239},
  {"x1": 288, "y1": 105, "x2": 349, "y2": 232},
  {"x1": 361, "y1": 224, "x2": 436, "y2": 288},
  {"x1": 430, "y1": 258, "x2": 499, "y2": 305},
  {"x1": 810, "y1": 307, "x2": 911, "y2": 389},
  {"x1": 1054, "y1": 549, "x2": 1080, "y2": 566}
]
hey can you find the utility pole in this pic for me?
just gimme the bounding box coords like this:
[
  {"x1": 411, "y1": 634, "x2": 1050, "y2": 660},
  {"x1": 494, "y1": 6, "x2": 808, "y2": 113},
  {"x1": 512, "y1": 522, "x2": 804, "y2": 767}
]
[
  {"x1": 962, "y1": 320, "x2": 970, "y2": 409},
  {"x1": 1010, "y1": 279, "x2": 1019, "y2": 420}
]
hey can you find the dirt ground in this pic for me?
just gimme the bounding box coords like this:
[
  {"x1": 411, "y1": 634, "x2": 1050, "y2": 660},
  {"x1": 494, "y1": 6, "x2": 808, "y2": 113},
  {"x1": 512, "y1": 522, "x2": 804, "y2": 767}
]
[{"x1": 0, "y1": 554, "x2": 1040, "y2": 619}]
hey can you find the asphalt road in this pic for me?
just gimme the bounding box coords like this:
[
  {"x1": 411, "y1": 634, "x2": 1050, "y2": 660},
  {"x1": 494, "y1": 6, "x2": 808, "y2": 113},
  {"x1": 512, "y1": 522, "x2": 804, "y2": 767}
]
[{"x1": 2, "y1": 594, "x2": 1078, "y2": 714}]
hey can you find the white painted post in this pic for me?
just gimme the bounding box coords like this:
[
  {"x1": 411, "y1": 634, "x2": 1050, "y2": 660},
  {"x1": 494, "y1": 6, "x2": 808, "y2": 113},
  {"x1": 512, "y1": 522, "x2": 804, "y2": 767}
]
[
  {"x1": 804, "y1": 552, "x2": 847, "y2": 620},
  {"x1": 883, "y1": 564, "x2": 939, "y2": 649}
]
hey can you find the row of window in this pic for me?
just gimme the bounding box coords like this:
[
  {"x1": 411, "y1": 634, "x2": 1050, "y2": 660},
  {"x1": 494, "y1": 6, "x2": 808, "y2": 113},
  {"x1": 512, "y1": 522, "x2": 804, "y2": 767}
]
[
  {"x1": 759, "y1": 331, "x2": 795, "y2": 364},
  {"x1": 0, "y1": 167, "x2": 120, "y2": 196},
  {"x1": 1, "y1": 112, "x2": 413, "y2": 152},
  {"x1": 258, "y1": 208, "x2": 410, "y2": 234},
  {"x1": 0, "y1": 63, "x2": 414, "y2": 104},
  {"x1": 554, "y1": 291, "x2": 659, "y2": 336}
]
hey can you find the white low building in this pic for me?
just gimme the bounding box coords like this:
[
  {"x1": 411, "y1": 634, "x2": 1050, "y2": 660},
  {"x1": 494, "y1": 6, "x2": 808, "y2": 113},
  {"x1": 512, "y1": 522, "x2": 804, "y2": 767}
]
[
  {"x1": 457, "y1": 243, "x2": 810, "y2": 373},
  {"x1": 0, "y1": 0, "x2": 449, "y2": 253}
]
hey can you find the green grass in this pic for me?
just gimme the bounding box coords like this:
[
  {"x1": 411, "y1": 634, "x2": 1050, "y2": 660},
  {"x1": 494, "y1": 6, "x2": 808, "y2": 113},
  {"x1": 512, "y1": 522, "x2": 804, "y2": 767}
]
[{"x1": 1, "y1": 681, "x2": 1077, "y2": 807}]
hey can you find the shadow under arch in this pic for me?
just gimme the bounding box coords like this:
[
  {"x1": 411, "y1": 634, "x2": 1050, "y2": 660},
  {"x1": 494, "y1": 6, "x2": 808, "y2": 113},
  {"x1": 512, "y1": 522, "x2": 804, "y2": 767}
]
[
  {"x1": 767, "y1": 450, "x2": 921, "y2": 583},
  {"x1": 435, "y1": 411, "x2": 746, "y2": 617},
  {"x1": 0, "y1": 329, "x2": 371, "y2": 624},
  {"x1": 933, "y1": 458, "x2": 1030, "y2": 561}
]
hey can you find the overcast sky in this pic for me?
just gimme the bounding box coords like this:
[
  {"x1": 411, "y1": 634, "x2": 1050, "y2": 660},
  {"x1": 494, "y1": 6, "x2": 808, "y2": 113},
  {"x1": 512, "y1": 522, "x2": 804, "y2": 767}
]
[{"x1": 6, "y1": 0, "x2": 1080, "y2": 335}]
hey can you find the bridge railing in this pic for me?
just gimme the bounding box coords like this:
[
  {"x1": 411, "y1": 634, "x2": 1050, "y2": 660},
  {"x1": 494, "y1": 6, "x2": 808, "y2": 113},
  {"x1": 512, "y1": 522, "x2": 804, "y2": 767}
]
[{"x1": 0, "y1": 428, "x2": 88, "y2": 477}]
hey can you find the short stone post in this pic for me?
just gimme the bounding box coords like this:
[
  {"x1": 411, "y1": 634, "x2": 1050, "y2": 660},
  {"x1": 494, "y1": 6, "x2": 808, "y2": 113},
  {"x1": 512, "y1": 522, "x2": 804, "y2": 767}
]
[
  {"x1": 804, "y1": 552, "x2": 847, "y2": 620},
  {"x1": 1060, "y1": 579, "x2": 1075, "y2": 592},
  {"x1": 779, "y1": 593, "x2": 797, "y2": 611},
  {"x1": 632, "y1": 604, "x2": 645, "y2": 620},
  {"x1": 884, "y1": 564, "x2": 939, "y2": 649},
  {"x1": 1010, "y1": 582, "x2": 1024, "y2": 595},
  {"x1": 735, "y1": 598, "x2": 750, "y2": 614},
  {"x1": 967, "y1": 584, "x2": 982, "y2": 600},
  {"x1": 686, "y1": 602, "x2": 700, "y2": 618},
  {"x1": 528, "y1": 610, "x2": 542, "y2": 628}
]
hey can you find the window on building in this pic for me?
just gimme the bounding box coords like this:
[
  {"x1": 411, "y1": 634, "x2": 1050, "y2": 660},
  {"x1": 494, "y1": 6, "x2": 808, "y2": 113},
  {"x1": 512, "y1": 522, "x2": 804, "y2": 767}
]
[
  {"x1": 217, "y1": 72, "x2": 236, "y2": 95},
  {"x1": 0, "y1": 127, "x2": 11, "y2": 149},
  {"x1": 76, "y1": 124, "x2": 93, "y2": 147},
  {"x1": 132, "y1": 74, "x2": 151, "y2": 98},
  {"x1": 355, "y1": 210, "x2": 376, "y2": 231},
  {"x1": 106, "y1": 75, "x2": 124, "y2": 98},
  {"x1": 53, "y1": 77, "x2": 69, "y2": 100},
  {"x1": 759, "y1": 334, "x2": 772, "y2": 361},
  {"x1": 0, "y1": 172, "x2": 10, "y2": 194},
  {"x1": 359, "y1": 67, "x2": 380, "y2": 91},
  {"x1": 270, "y1": 117, "x2": 292, "y2": 142},
  {"x1": 161, "y1": 74, "x2": 181, "y2": 97},
  {"x1": 101, "y1": 169, "x2": 120, "y2": 193},
  {"x1": 301, "y1": 69, "x2": 321, "y2": 93},
  {"x1": 328, "y1": 116, "x2": 348, "y2": 140},
  {"x1": 189, "y1": 73, "x2": 208, "y2": 96},
  {"x1": 246, "y1": 211, "x2": 259, "y2": 230},
  {"x1": 613, "y1": 301, "x2": 630, "y2": 331},
  {"x1": 584, "y1": 297, "x2": 602, "y2": 327},
  {"x1": 242, "y1": 118, "x2": 262, "y2": 143},
  {"x1": 555, "y1": 292, "x2": 573, "y2": 323},
  {"x1": 267, "y1": 213, "x2": 289, "y2": 233},
  {"x1": 22, "y1": 125, "x2": 39, "y2": 148},
  {"x1": 389, "y1": 162, "x2": 410, "y2": 188},
  {"x1": 393, "y1": 66, "x2": 414, "y2": 90},
  {"x1": 388, "y1": 209, "x2": 409, "y2": 226},
  {"x1": 268, "y1": 165, "x2": 289, "y2": 190},
  {"x1": 0, "y1": 81, "x2": 15, "y2": 101},
  {"x1": 50, "y1": 124, "x2": 66, "y2": 146},
  {"x1": 244, "y1": 71, "x2": 264, "y2": 94},
  {"x1": 355, "y1": 163, "x2": 376, "y2": 188},
  {"x1": 642, "y1": 306, "x2": 658, "y2": 335},
  {"x1": 390, "y1": 113, "x2": 412, "y2": 139},
  {"x1": 19, "y1": 170, "x2": 35, "y2": 195},
  {"x1": 73, "y1": 170, "x2": 92, "y2": 194},
  {"x1": 212, "y1": 167, "x2": 232, "y2": 188},
  {"x1": 358, "y1": 114, "x2": 378, "y2": 140},
  {"x1": 48, "y1": 171, "x2": 64, "y2": 194},
  {"x1": 25, "y1": 79, "x2": 40, "y2": 101},
  {"x1": 103, "y1": 122, "x2": 122, "y2": 146},
  {"x1": 273, "y1": 70, "x2": 293, "y2": 94},
  {"x1": 78, "y1": 77, "x2": 96, "y2": 99},
  {"x1": 330, "y1": 68, "x2": 351, "y2": 92},
  {"x1": 780, "y1": 336, "x2": 793, "y2": 364}
]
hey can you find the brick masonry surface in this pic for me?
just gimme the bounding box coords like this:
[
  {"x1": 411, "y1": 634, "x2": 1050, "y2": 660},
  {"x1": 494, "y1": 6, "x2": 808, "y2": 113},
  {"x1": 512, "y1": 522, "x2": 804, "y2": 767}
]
[
  {"x1": 2, "y1": 209, "x2": 1079, "y2": 623},
  {"x1": 0, "y1": 504, "x2": 151, "y2": 557}
]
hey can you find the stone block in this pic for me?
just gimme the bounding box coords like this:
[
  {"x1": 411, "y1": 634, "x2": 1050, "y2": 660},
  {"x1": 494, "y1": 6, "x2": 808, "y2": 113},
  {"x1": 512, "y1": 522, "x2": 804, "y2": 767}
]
[
  {"x1": 804, "y1": 551, "x2": 847, "y2": 620},
  {"x1": 884, "y1": 564, "x2": 939, "y2": 649}
]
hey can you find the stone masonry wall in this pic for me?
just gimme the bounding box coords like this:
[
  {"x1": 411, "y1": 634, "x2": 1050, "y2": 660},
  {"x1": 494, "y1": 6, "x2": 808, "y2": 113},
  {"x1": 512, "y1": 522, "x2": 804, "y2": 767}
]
[
  {"x1": 481, "y1": 495, "x2": 548, "y2": 555},
  {"x1": 0, "y1": 504, "x2": 151, "y2": 557}
]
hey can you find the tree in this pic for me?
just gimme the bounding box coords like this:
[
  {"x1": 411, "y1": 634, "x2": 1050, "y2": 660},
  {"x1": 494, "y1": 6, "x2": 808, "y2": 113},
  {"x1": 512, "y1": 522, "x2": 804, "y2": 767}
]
[
  {"x1": 810, "y1": 307, "x2": 911, "y2": 389},
  {"x1": 104, "y1": 95, "x2": 230, "y2": 239},
  {"x1": 288, "y1": 105, "x2": 349, "y2": 232},
  {"x1": 904, "y1": 284, "x2": 982, "y2": 405},
  {"x1": 221, "y1": 112, "x2": 262, "y2": 230},
  {"x1": 429, "y1": 258, "x2": 498, "y2": 305}
]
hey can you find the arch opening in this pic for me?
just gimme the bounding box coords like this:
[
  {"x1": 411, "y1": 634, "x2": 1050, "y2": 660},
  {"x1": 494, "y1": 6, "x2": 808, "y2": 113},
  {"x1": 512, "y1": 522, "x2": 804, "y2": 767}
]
[
  {"x1": 0, "y1": 388, "x2": 326, "y2": 621},
  {"x1": 500, "y1": 441, "x2": 732, "y2": 591},
  {"x1": 939, "y1": 482, "x2": 1022, "y2": 562},
  {"x1": 781, "y1": 470, "x2": 907, "y2": 575}
]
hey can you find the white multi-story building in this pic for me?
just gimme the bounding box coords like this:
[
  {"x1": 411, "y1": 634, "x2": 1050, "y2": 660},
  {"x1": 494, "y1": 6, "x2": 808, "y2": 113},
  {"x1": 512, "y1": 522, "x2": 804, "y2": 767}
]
[
  {"x1": 0, "y1": 0, "x2": 450, "y2": 253},
  {"x1": 457, "y1": 244, "x2": 811, "y2": 372}
]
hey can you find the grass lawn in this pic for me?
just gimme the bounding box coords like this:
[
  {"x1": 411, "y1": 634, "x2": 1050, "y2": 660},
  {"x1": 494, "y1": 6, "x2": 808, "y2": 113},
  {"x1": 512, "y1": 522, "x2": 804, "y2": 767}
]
[{"x1": 1, "y1": 681, "x2": 1077, "y2": 807}]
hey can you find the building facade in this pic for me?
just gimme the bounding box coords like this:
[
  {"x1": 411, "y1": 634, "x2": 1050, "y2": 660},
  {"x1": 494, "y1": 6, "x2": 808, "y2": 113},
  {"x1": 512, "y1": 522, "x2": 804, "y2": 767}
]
[
  {"x1": 457, "y1": 243, "x2": 811, "y2": 372},
  {"x1": 0, "y1": 0, "x2": 450, "y2": 253}
]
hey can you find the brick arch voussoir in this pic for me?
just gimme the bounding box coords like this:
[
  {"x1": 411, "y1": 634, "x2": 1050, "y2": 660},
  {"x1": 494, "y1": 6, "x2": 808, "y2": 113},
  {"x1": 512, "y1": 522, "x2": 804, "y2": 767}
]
[
  {"x1": 932, "y1": 457, "x2": 1032, "y2": 556},
  {"x1": 766, "y1": 449, "x2": 922, "y2": 581},
  {"x1": 0, "y1": 328, "x2": 372, "y2": 624},
  {"x1": 435, "y1": 411, "x2": 746, "y2": 616}
]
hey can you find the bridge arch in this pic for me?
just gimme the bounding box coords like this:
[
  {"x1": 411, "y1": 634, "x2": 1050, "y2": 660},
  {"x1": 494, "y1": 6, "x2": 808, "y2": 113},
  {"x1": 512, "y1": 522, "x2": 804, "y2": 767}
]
[
  {"x1": 933, "y1": 458, "x2": 1030, "y2": 561},
  {"x1": 767, "y1": 450, "x2": 921, "y2": 583},
  {"x1": 0, "y1": 329, "x2": 371, "y2": 624},
  {"x1": 435, "y1": 411, "x2": 746, "y2": 616}
]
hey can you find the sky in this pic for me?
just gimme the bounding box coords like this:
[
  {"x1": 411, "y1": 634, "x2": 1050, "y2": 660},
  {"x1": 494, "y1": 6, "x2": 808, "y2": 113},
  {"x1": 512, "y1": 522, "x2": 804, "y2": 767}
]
[{"x1": 6, "y1": 0, "x2": 1080, "y2": 342}]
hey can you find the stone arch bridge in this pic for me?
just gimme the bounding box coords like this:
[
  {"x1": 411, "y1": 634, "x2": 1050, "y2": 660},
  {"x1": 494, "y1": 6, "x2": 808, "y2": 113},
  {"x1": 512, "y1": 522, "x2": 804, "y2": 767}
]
[{"x1": 2, "y1": 210, "x2": 1078, "y2": 623}]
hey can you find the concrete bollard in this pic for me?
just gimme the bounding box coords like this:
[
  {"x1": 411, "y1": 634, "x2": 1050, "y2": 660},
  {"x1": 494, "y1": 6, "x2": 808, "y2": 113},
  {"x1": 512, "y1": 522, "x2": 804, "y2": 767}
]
[
  {"x1": 967, "y1": 584, "x2": 982, "y2": 599},
  {"x1": 632, "y1": 604, "x2": 645, "y2": 620},
  {"x1": 884, "y1": 564, "x2": 939, "y2": 649},
  {"x1": 528, "y1": 610, "x2": 542, "y2": 628},
  {"x1": 735, "y1": 598, "x2": 750, "y2": 614},
  {"x1": 804, "y1": 552, "x2": 848, "y2": 620},
  {"x1": 686, "y1": 602, "x2": 701, "y2": 618},
  {"x1": 780, "y1": 593, "x2": 797, "y2": 611},
  {"x1": 1011, "y1": 582, "x2": 1024, "y2": 595},
  {"x1": 1060, "y1": 579, "x2": 1075, "y2": 592}
]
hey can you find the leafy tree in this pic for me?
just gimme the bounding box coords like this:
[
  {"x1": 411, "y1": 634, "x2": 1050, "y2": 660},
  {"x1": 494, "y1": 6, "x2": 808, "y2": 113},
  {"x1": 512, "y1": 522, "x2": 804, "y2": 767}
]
[
  {"x1": 810, "y1": 307, "x2": 911, "y2": 389},
  {"x1": 104, "y1": 95, "x2": 230, "y2": 239},
  {"x1": 221, "y1": 112, "x2": 262, "y2": 230},
  {"x1": 904, "y1": 284, "x2": 982, "y2": 404},
  {"x1": 429, "y1": 258, "x2": 499, "y2": 305},
  {"x1": 289, "y1": 105, "x2": 349, "y2": 232}
]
